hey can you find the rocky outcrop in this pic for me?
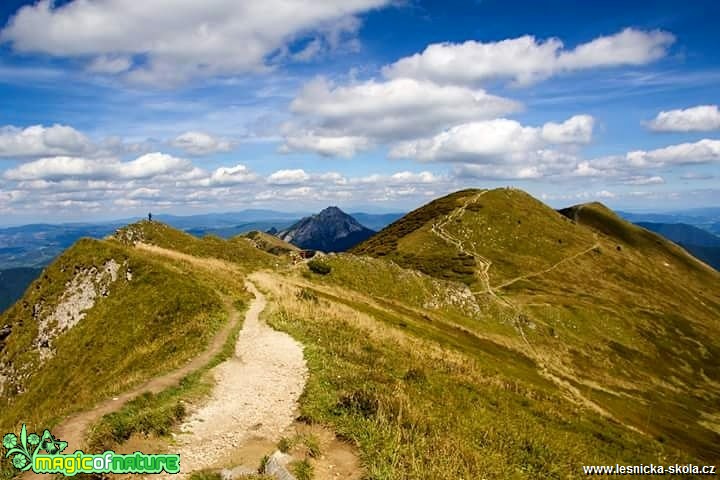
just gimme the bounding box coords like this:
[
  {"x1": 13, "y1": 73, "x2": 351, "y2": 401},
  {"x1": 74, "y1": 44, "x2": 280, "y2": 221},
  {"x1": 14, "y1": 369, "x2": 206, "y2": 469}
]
[
  {"x1": 276, "y1": 207, "x2": 374, "y2": 252},
  {"x1": 34, "y1": 259, "x2": 122, "y2": 362}
]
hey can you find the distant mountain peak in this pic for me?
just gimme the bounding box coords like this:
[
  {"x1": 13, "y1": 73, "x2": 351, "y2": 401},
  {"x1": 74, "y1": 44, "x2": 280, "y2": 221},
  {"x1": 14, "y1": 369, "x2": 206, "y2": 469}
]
[{"x1": 276, "y1": 207, "x2": 375, "y2": 252}]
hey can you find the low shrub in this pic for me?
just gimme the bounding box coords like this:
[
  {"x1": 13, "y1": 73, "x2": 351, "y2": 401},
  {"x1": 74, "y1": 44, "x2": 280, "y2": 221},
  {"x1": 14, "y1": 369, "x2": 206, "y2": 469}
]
[{"x1": 308, "y1": 260, "x2": 331, "y2": 275}]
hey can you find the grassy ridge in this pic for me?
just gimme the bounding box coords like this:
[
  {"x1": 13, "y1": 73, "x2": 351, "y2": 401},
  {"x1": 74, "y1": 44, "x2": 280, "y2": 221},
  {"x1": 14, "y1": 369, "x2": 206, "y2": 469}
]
[
  {"x1": 242, "y1": 230, "x2": 300, "y2": 256},
  {"x1": 258, "y1": 274, "x2": 689, "y2": 479},
  {"x1": 0, "y1": 238, "x2": 228, "y2": 433},
  {"x1": 86, "y1": 297, "x2": 248, "y2": 452},
  {"x1": 326, "y1": 188, "x2": 720, "y2": 463},
  {"x1": 112, "y1": 220, "x2": 277, "y2": 271},
  {"x1": 352, "y1": 190, "x2": 480, "y2": 284}
]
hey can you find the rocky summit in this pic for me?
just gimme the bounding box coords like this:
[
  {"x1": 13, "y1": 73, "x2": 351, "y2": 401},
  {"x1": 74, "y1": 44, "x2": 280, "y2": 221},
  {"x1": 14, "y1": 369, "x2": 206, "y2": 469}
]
[{"x1": 276, "y1": 206, "x2": 375, "y2": 252}]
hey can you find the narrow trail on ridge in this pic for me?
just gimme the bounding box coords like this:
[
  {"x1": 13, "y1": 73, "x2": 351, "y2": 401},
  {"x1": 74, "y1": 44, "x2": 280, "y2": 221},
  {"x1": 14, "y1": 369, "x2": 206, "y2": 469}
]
[
  {"x1": 22, "y1": 298, "x2": 243, "y2": 480},
  {"x1": 431, "y1": 191, "x2": 494, "y2": 296},
  {"x1": 175, "y1": 280, "x2": 308, "y2": 476},
  {"x1": 493, "y1": 241, "x2": 600, "y2": 290},
  {"x1": 428, "y1": 192, "x2": 644, "y2": 436}
]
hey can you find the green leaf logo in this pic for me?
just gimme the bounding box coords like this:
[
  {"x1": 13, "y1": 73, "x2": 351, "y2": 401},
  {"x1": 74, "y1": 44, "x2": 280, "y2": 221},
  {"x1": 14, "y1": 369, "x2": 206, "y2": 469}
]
[{"x1": 2, "y1": 424, "x2": 67, "y2": 471}]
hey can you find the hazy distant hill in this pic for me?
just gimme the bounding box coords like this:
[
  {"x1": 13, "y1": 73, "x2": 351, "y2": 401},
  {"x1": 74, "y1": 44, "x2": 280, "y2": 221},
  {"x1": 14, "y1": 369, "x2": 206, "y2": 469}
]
[
  {"x1": 636, "y1": 222, "x2": 720, "y2": 247},
  {"x1": 0, "y1": 223, "x2": 122, "y2": 269},
  {"x1": 619, "y1": 207, "x2": 720, "y2": 235},
  {"x1": 277, "y1": 207, "x2": 375, "y2": 252},
  {"x1": 2, "y1": 192, "x2": 718, "y2": 478},
  {"x1": 349, "y1": 212, "x2": 404, "y2": 231},
  {"x1": 637, "y1": 222, "x2": 720, "y2": 270},
  {"x1": 0, "y1": 267, "x2": 42, "y2": 314}
]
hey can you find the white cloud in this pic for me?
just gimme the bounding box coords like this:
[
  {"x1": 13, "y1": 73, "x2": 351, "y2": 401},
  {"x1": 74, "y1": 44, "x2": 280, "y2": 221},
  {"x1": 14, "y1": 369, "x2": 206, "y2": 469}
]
[
  {"x1": 128, "y1": 187, "x2": 161, "y2": 199},
  {"x1": 680, "y1": 172, "x2": 714, "y2": 180},
  {"x1": 647, "y1": 105, "x2": 720, "y2": 132},
  {"x1": 355, "y1": 171, "x2": 443, "y2": 185},
  {"x1": 390, "y1": 171, "x2": 440, "y2": 184},
  {"x1": 621, "y1": 175, "x2": 665, "y2": 185},
  {"x1": 281, "y1": 76, "x2": 520, "y2": 156},
  {"x1": 541, "y1": 115, "x2": 594, "y2": 144},
  {"x1": 202, "y1": 164, "x2": 257, "y2": 186},
  {"x1": 292, "y1": 38, "x2": 324, "y2": 62},
  {"x1": 383, "y1": 28, "x2": 674, "y2": 87},
  {"x1": 0, "y1": 124, "x2": 94, "y2": 158},
  {"x1": 86, "y1": 55, "x2": 132, "y2": 74},
  {"x1": 1, "y1": 0, "x2": 390, "y2": 85},
  {"x1": 267, "y1": 169, "x2": 311, "y2": 185},
  {"x1": 290, "y1": 77, "x2": 520, "y2": 139},
  {"x1": 596, "y1": 190, "x2": 616, "y2": 199},
  {"x1": 390, "y1": 116, "x2": 593, "y2": 164},
  {"x1": 171, "y1": 131, "x2": 233, "y2": 155},
  {"x1": 3, "y1": 152, "x2": 192, "y2": 181},
  {"x1": 281, "y1": 132, "x2": 371, "y2": 157},
  {"x1": 626, "y1": 139, "x2": 720, "y2": 167}
]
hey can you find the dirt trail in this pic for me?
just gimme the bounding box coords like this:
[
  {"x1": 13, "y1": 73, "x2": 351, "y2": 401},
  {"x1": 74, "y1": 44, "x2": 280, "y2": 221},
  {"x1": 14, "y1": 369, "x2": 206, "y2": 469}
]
[
  {"x1": 175, "y1": 280, "x2": 307, "y2": 476},
  {"x1": 494, "y1": 241, "x2": 600, "y2": 290},
  {"x1": 429, "y1": 192, "x2": 644, "y2": 436},
  {"x1": 431, "y1": 191, "x2": 494, "y2": 295},
  {"x1": 22, "y1": 298, "x2": 242, "y2": 480}
]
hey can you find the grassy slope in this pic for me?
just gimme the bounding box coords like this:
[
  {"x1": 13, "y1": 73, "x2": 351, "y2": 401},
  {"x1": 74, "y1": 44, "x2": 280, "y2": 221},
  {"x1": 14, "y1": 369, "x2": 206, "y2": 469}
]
[
  {"x1": 2, "y1": 199, "x2": 718, "y2": 479},
  {"x1": 0, "y1": 221, "x2": 281, "y2": 435},
  {"x1": 352, "y1": 189, "x2": 478, "y2": 285},
  {"x1": 0, "y1": 238, "x2": 227, "y2": 434},
  {"x1": 113, "y1": 220, "x2": 277, "y2": 272},
  {"x1": 242, "y1": 230, "x2": 300, "y2": 255},
  {"x1": 348, "y1": 188, "x2": 720, "y2": 464},
  {"x1": 258, "y1": 273, "x2": 689, "y2": 479}
]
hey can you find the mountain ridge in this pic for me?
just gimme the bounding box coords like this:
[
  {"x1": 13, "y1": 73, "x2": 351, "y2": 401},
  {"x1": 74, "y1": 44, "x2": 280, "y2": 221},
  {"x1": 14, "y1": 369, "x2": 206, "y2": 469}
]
[
  {"x1": 277, "y1": 206, "x2": 375, "y2": 252},
  {"x1": 1, "y1": 189, "x2": 718, "y2": 478}
]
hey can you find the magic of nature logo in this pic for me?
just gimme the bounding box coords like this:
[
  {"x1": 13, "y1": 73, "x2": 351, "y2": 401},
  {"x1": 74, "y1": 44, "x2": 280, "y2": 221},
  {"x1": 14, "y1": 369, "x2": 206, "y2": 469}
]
[{"x1": 3, "y1": 424, "x2": 180, "y2": 476}]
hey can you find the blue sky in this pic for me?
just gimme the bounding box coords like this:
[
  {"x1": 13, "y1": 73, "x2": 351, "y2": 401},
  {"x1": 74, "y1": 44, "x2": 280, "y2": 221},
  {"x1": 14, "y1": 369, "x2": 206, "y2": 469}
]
[{"x1": 0, "y1": 0, "x2": 718, "y2": 224}]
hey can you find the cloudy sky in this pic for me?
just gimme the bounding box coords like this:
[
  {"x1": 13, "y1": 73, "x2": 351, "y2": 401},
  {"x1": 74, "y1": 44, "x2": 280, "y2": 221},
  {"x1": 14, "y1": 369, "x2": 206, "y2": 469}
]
[{"x1": 0, "y1": 0, "x2": 718, "y2": 224}]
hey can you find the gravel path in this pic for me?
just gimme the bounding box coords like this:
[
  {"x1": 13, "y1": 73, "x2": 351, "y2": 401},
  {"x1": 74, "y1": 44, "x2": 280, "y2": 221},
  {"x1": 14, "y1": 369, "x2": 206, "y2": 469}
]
[{"x1": 176, "y1": 280, "x2": 307, "y2": 475}]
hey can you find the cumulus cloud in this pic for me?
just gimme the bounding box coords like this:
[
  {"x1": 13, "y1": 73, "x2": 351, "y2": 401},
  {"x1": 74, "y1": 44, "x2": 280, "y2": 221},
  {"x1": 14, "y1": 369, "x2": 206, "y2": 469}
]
[
  {"x1": 3, "y1": 152, "x2": 193, "y2": 181},
  {"x1": 281, "y1": 76, "x2": 520, "y2": 157},
  {"x1": 1, "y1": 0, "x2": 390, "y2": 85},
  {"x1": 280, "y1": 132, "x2": 372, "y2": 157},
  {"x1": 383, "y1": 28, "x2": 674, "y2": 87},
  {"x1": 86, "y1": 55, "x2": 132, "y2": 74},
  {"x1": 541, "y1": 115, "x2": 594, "y2": 144},
  {"x1": 201, "y1": 164, "x2": 257, "y2": 186},
  {"x1": 171, "y1": 131, "x2": 233, "y2": 155},
  {"x1": 292, "y1": 77, "x2": 520, "y2": 137},
  {"x1": 389, "y1": 115, "x2": 593, "y2": 164},
  {"x1": 621, "y1": 175, "x2": 665, "y2": 185},
  {"x1": 0, "y1": 124, "x2": 95, "y2": 158},
  {"x1": 647, "y1": 105, "x2": 720, "y2": 132},
  {"x1": 267, "y1": 169, "x2": 311, "y2": 185},
  {"x1": 565, "y1": 139, "x2": 720, "y2": 182},
  {"x1": 626, "y1": 139, "x2": 720, "y2": 167}
]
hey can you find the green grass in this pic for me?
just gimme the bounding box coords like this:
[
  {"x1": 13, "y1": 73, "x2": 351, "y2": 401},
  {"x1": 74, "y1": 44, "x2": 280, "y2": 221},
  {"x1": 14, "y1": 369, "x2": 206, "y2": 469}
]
[
  {"x1": 189, "y1": 470, "x2": 222, "y2": 480},
  {"x1": 352, "y1": 189, "x2": 475, "y2": 258},
  {"x1": 262, "y1": 278, "x2": 692, "y2": 479},
  {"x1": 342, "y1": 188, "x2": 720, "y2": 463},
  {"x1": 0, "y1": 238, "x2": 232, "y2": 433},
  {"x1": 87, "y1": 298, "x2": 248, "y2": 451},
  {"x1": 291, "y1": 459, "x2": 314, "y2": 480},
  {"x1": 307, "y1": 259, "x2": 331, "y2": 275},
  {"x1": 113, "y1": 220, "x2": 280, "y2": 271},
  {"x1": 242, "y1": 231, "x2": 299, "y2": 255}
]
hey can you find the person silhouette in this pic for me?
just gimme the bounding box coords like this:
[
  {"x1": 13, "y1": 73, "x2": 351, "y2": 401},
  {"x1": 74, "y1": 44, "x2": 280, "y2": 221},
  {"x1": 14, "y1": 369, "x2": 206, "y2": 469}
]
[{"x1": 148, "y1": 212, "x2": 153, "y2": 222}]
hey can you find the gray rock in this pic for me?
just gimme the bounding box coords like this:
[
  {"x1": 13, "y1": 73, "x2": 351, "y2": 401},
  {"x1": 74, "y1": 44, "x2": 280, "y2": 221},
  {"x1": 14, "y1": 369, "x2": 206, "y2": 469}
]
[{"x1": 264, "y1": 450, "x2": 296, "y2": 480}]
